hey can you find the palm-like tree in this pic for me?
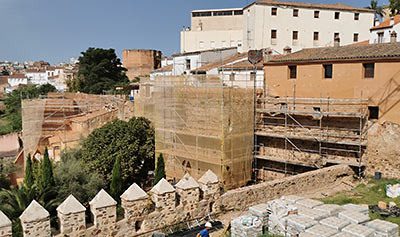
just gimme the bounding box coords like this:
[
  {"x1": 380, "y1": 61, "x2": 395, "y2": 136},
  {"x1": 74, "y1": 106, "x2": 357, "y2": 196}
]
[{"x1": 367, "y1": 0, "x2": 384, "y2": 18}]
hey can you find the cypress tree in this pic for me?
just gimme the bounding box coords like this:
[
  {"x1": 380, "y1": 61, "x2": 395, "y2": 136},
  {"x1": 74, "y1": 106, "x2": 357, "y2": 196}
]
[
  {"x1": 110, "y1": 156, "x2": 122, "y2": 202},
  {"x1": 24, "y1": 153, "x2": 34, "y2": 188},
  {"x1": 153, "y1": 153, "x2": 166, "y2": 186},
  {"x1": 40, "y1": 147, "x2": 55, "y2": 191}
]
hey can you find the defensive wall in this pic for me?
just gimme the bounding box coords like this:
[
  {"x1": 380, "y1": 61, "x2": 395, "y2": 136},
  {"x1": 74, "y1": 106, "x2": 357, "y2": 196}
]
[
  {"x1": 0, "y1": 165, "x2": 354, "y2": 237},
  {"x1": 122, "y1": 49, "x2": 162, "y2": 81}
]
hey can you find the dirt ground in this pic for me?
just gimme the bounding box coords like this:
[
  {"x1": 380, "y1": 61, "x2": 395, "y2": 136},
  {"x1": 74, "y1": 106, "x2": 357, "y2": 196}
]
[{"x1": 210, "y1": 175, "x2": 358, "y2": 236}]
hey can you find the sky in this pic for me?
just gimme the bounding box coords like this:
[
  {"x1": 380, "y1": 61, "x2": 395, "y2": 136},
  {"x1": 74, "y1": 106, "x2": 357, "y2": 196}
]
[{"x1": 0, "y1": 0, "x2": 390, "y2": 64}]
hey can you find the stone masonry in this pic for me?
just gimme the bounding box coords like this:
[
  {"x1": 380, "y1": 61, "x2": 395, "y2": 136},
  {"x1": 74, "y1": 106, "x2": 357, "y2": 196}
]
[
  {"x1": 0, "y1": 210, "x2": 12, "y2": 237},
  {"x1": 8, "y1": 165, "x2": 354, "y2": 236}
]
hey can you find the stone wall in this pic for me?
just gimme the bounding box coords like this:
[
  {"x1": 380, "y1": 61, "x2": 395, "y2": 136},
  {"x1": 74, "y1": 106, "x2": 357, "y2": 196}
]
[
  {"x1": 122, "y1": 49, "x2": 162, "y2": 80},
  {"x1": 4, "y1": 165, "x2": 354, "y2": 237}
]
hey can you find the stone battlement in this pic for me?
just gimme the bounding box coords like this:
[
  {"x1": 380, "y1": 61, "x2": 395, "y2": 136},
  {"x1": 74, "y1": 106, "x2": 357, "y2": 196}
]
[{"x1": 0, "y1": 165, "x2": 354, "y2": 237}]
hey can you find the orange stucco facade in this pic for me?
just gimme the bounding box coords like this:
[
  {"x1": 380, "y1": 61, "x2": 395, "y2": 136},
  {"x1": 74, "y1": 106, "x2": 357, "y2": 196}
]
[{"x1": 264, "y1": 60, "x2": 400, "y2": 124}]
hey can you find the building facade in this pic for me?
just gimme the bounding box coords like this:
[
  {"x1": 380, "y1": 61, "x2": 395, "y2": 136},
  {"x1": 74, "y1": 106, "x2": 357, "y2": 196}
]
[
  {"x1": 181, "y1": 0, "x2": 375, "y2": 54},
  {"x1": 370, "y1": 15, "x2": 400, "y2": 44}
]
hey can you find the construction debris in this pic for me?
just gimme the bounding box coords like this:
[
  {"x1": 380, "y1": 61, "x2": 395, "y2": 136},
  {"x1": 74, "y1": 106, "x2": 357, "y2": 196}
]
[{"x1": 230, "y1": 215, "x2": 262, "y2": 237}]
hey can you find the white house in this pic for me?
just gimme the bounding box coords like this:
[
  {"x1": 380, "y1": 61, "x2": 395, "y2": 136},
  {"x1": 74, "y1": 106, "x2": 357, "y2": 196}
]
[
  {"x1": 181, "y1": 0, "x2": 375, "y2": 54},
  {"x1": 26, "y1": 69, "x2": 47, "y2": 85},
  {"x1": 370, "y1": 15, "x2": 400, "y2": 44},
  {"x1": 7, "y1": 73, "x2": 28, "y2": 87}
]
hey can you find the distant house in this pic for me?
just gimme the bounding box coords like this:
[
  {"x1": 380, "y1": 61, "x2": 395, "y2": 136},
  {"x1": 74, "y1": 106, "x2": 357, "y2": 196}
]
[
  {"x1": 370, "y1": 15, "x2": 400, "y2": 44},
  {"x1": 7, "y1": 73, "x2": 28, "y2": 87}
]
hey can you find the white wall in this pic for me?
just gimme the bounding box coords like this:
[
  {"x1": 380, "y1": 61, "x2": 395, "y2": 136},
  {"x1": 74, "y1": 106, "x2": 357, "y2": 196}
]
[
  {"x1": 181, "y1": 30, "x2": 243, "y2": 53},
  {"x1": 370, "y1": 24, "x2": 400, "y2": 44},
  {"x1": 243, "y1": 4, "x2": 375, "y2": 53},
  {"x1": 8, "y1": 77, "x2": 28, "y2": 87}
]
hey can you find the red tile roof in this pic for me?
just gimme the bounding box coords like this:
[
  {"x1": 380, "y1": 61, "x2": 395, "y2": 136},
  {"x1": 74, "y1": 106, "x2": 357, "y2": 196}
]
[
  {"x1": 265, "y1": 42, "x2": 400, "y2": 64},
  {"x1": 7, "y1": 73, "x2": 26, "y2": 79},
  {"x1": 245, "y1": 0, "x2": 374, "y2": 13},
  {"x1": 371, "y1": 15, "x2": 400, "y2": 30}
]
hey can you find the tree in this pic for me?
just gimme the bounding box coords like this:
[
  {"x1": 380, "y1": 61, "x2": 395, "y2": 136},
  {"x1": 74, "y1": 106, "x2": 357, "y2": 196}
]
[
  {"x1": 153, "y1": 153, "x2": 166, "y2": 186},
  {"x1": 0, "y1": 158, "x2": 18, "y2": 190},
  {"x1": 110, "y1": 156, "x2": 122, "y2": 202},
  {"x1": 389, "y1": 0, "x2": 400, "y2": 15},
  {"x1": 81, "y1": 117, "x2": 154, "y2": 189},
  {"x1": 40, "y1": 147, "x2": 55, "y2": 192},
  {"x1": 68, "y1": 47, "x2": 129, "y2": 94},
  {"x1": 54, "y1": 148, "x2": 105, "y2": 204},
  {"x1": 367, "y1": 0, "x2": 384, "y2": 18},
  {"x1": 24, "y1": 154, "x2": 34, "y2": 188}
]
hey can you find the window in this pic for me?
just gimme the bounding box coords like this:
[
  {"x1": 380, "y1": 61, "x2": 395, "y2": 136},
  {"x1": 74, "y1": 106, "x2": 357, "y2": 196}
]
[
  {"x1": 378, "y1": 32, "x2": 384, "y2": 43},
  {"x1": 334, "y1": 32, "x2": 340, "y2": 40},
  {"x1": 363, "y1": 63, "x2": 375, "y2": 78},
  {"x1": 353, "y1": 33, "x2": 359, "y2": 42},
  {"x1": 313, "y1": 32, "x2": 319, "y2": 41},
  {"x1": 237, "y1": 40, "x2": 242, "y2": 47},
  {"x1": 271, "y1": 7, "x2": 277, "y2": 16},
  {"x1": 368, "y1": 106, "x2": 379, "y2": 120},
  {"x1": 234, "y1": 10, "x2": 243, "y2": 15},
  {"x1": 186, "y1": 59, "x2": 191, "y2": 70},
  {"x1": 230, "y1": 73, "x2": 235, "y2": 81},
  {"x1": 288, "y1": 66, "x2": 297, "y2": 79},
  {"x1": 250, "y1": 72, "x2": 256, "y2": 81},
  {"x1": 271, "y1": 29, "x2": 277, "y2": 39},
  {"x1": 222, "y1": 41, "x2": 227, "y2": 47},
  {"x1": 314, "y1": 11, "x2": 320, "y2": 18},
  {"x1": 293, "y1": 9, "x2": 299, "y2": 17},
  {"x1": 213, "y1": 10, "x2": 233, "y2": 16},
  {"x1": 199, "y1": 41, "x2": 204, "y2": 49},
  {"x1": 192, "y1": 11, "x2": 212, "y2": 17},
  {"x1": 335, "y1": 12, "x2": 340, "y2": 19},
  {"x1": 354, "y1": 13, "x2": 360, "y2": 20},
  {"x1": 210, "y1": 41, "x2": 215, "y2": 48},
  {"x1": 323, "y1": 64, "x2": 333, "y2": 79},
  {"x1": 292, "y1": 31, "x2": 298, "y2": 40}
]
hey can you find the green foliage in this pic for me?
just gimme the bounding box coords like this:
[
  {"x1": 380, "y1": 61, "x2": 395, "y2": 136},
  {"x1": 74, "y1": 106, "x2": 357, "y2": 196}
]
[
  {"x1": 40, "y1": 147, "x2": 55, "y2": 192},
  {"x1": 68, "y1": 47, "x2": 129, "y2": 94},
  {"x1": 1, "y1": 84, "x2": 56, "y2": 134},
  {"x1": 0, "y1": 158, "x2": 18, "y2": 190},
  {"x1": 367, "y1": 0, "x2": 384, "y2": 17},
  {"x1": 24, "y1": 154, "x2": 34, "y2": 188},
  {"x1": 110, "y1": 156, "x2": 123, "y2": 202},
  {"x1": 54, "y1": 148, "x2": 105, "y2": 204},
  {"x1": 81, "y1": 117, "x2": 154, "y2": 189},
  {"x1": 389, "y1": 0, "x2": 400, "y2": 15},
  {"x1": 153, "y1": 153, "x2": 166, "y2": 186}
]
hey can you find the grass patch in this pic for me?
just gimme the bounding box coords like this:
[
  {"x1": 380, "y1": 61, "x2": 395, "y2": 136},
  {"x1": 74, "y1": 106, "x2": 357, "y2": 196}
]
[{"x1": 319, "y1": 177, "x2": 400, "y2": 226}]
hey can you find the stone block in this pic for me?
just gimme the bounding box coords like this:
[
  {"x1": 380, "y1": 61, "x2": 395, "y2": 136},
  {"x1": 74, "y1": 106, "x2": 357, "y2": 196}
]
[
  {"x1": 338, "y1": 210, "x2": 370, "y2": 224},
  {"x1": 298, "y1": 207, "x2": 328, "y2": 221},
  {"x1": 282, "y1": 195, "x2": 306, "y2": 204},
  {"x1": 364, "y1": 219, "x2": 399, "y2": 237},
  {"x1": 296, "y1": 198, "x2": 324, "y2": 209},
  {"x1": 305, "y1": 224, "x2": 339, "y2": 237},
  {"x1": 299, "y1": 233, "x2": 319, "y2": 237},
  {"x1": 286, "y1": 214, "x2": 318, "y2": 232},
  {"x1": 342, "y1": 223, "x2": 376, "y2": 237},
  {"x1": 313, "y1": 204, "x2": 343, "y2": 216},
  {"x1": 342, "y1": 203, "x2": 369, "y2": 215},
  {"x1": 331, "y1": 232, "x2": 355, "y2": 237},
  {"x1": 249, "y1": 203, "x2": 269, "y2": 226},
  {"x1": 378, "y1": 201, "x2": 387, "y2": 210},
  {"x1": 320, "y1": 216, "x2": 350, "y2": 231}
]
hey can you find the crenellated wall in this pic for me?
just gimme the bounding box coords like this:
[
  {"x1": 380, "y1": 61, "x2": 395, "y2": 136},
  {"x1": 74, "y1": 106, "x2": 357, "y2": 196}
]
[{"x1": 2, "y1": 165, "x2": 353, "y2": 237}]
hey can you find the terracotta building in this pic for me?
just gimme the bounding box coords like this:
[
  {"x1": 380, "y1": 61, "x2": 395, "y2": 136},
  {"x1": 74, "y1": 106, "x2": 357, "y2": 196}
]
[{"x1": 122, "y1": 49, "x2": 162, "y2": 81}]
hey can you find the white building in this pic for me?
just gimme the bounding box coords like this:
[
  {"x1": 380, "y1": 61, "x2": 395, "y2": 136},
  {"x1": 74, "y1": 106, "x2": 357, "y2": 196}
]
[
  {"x1": 370, "y1": 15, "x2": 400, "y2": 44},
  {"x1": 181, "y1": 0, "x2": 375, "y2": 54},
  {"x1": 7, "y1": 74, "x2": 28, "y2": 87},
  {"x1": 26, "y1": 69, "x2": 47, "y2": 85}
]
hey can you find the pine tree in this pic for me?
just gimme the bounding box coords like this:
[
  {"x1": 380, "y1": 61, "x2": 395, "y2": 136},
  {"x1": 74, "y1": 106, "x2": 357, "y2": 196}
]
[
  {"x1": 40, "y1": 147, "x2": 55, "y2": 191},
  {"x1": 110, "y1": 156, "x2": 122, "y2": 202},
  {"x1": 24, "y1": 153, "x2": 34, "y2": 188},
  {"x1": 153, "y1": 153, "x2": 166, "y2": 186}
]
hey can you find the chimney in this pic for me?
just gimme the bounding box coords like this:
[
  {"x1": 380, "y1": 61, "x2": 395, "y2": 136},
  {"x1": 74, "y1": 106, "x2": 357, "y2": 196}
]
[
  {"x1": 391, "y1": 31, "x2": 397, "y2": 43},
  {"x1": 334, "y1": 36, "x2": 340, "y2": 47},
  {"x1": 390, "y1": 16, "x2": 395, "y2": 26},
  {"x1": 283, "y1": 46, "x2": 292, "y2": 55},
  {"x1": 375, "y1": 18, "x2": 380, "y2": 26}
]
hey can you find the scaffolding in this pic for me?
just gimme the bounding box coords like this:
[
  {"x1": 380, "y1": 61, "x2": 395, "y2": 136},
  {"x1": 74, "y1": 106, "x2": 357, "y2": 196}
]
[
  {"x1": 254, "y1": 95, "x2": 369, "y2": 180},
  {"x1": 142, "y1": 75, "x2": 254, "y2": 189}
]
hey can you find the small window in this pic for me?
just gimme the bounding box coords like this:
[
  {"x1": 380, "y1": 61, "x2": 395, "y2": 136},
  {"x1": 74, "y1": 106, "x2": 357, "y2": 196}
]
[
  {"x1": 288, "y1": 66, "x2": 297, "y2": 79},
  {"x1": 313, "y1": 107, "x2": 321, "y2": 112},
  {"x1": 334, "y1": 32, "x2": 340, "y2": 41},
  {"x1": 229, "y1": 73, "x2": 235, "y2": 81},
  {"x1": 234, "y1": 10, "x2": 243, "y2": 15},
  {"x1": 237, "y1": 40, "x2": 243, "y2": 47},
  {"x1": 368, "y1": 106, "x2": 379, "y2": 120},
  {"x1": 250, "y1": 72, "x2": 256, "y2": 81},
  {"x1": 354, "y1": 13, "x2": 359, "y2": 20},
  {"x1": 292, "y1": 31, "x2": 298, "y2": 40},
  {"x1": 363, "y1": 63, "x2": 375, "y2": 78},
  {"x1": 378, "y1": 32, "x2": 384, "y2": 43},
  {"x1": 314, "y1": 32, "x2": 319, "y2": 41},
  {"x1": 335, "y1": 12, "x2": 340, "y2": 19},
  {"x1": 323, "y1": 64, "x2": 333, "y2": 79},
  {"x1": 199, "y1": 41, "x2": 204, "y2": 49},
  {"x1": 314, "y1": 11, "x2": 320, "y2": 18},
  {"x1": 210, "y1": 41, "x2": 215, "y2": 48},
  {"x1": 271, "y1": 29, "x2": 277, "y2": 39},
  {"x1": 293, "y1": 9, "x2": 299, "y2": 17},
  {"x1": 353, "y1": 33, "x2": 359, "y2": 42},
  {"x1": 213, "y1": 10, "x2": 233, "y2": 16},
  {"x1": 192, "y1": 11, "x2": 212, "y2": 17},
  {"x1": 271, "y1": 7, "x2": 277, "y2": 16},
  {"x1": 186, "y1": 59, "x2": 191, "y2": 70}
]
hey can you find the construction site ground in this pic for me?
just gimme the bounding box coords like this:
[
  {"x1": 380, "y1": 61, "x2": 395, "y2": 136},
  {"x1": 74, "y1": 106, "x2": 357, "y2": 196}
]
[{"x1": 211, "y1": 175, "x2": 357, "y2": 236}]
